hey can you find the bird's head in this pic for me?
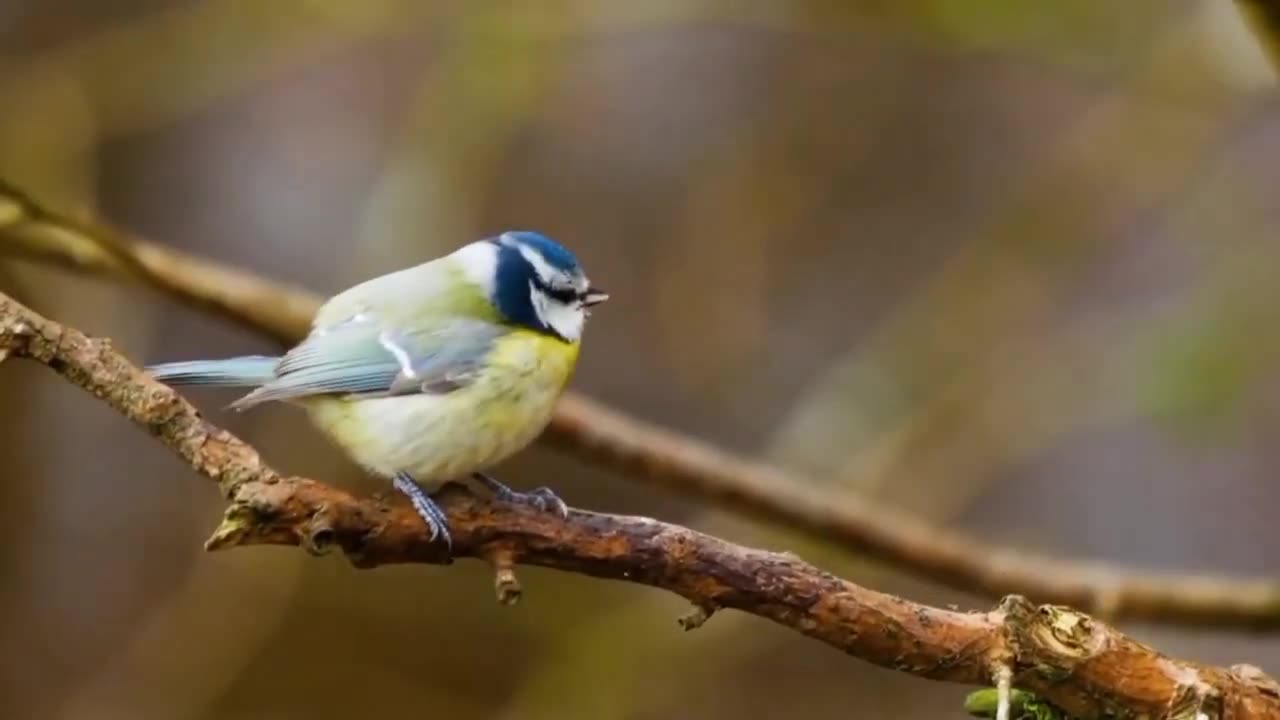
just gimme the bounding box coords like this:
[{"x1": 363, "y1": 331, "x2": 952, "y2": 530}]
[{"x1": 452, "y1": 231, "x2": 608, "y2": 342}]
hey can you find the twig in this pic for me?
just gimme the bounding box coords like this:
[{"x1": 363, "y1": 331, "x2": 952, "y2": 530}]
[
  {"x1": 4, "y1": 180, "x2": 1280, "y2": 629},
  {"x1": 995, "y1": 664, "x2": 1014, "y2": 720},
  {"x1": 3, "y1": 291, "x2": 1280, "y2": 720},
  {"x1": 0, "y1": 179, "x2": 314, "y2": 343}
]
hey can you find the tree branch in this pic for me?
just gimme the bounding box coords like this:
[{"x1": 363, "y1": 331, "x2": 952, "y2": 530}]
[
  {"x1": 3, "y1": 290, "x2": 1279, "y2": 720},
  {"x1": 3, "y1": 180, "x2": 1280, "y2": 630}
]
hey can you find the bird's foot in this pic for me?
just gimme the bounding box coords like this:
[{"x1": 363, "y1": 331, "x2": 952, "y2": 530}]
[
  {"x1": 392, "y1": 471, "x2": 453, "y2": 551},
  {"x1": 472, "y1": 472, "x2": 569, "y2": 519}
]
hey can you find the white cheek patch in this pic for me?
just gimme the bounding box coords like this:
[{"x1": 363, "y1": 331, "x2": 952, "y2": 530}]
[{"x1": 529, "y1": 281, "x2": 585, "y2": 342}]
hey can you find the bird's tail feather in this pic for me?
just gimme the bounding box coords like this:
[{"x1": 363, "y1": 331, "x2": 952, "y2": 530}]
[{"x1": 146, "y1": 355, "x2": 279, "y2": 388}]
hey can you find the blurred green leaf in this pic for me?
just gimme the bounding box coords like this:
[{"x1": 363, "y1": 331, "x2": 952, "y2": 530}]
[{"x1": 965, "y1": 688, "x2": 1064, "y2": 720}]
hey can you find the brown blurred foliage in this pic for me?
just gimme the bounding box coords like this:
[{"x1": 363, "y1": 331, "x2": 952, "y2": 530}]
[{"x1": 2, "y1": 2, "x2": 1279, "y2": 719}]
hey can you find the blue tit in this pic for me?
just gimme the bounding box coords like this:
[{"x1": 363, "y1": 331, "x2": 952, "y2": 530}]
[{"x1": 147, "y1": 231, "x2": 608, "y2": 550}]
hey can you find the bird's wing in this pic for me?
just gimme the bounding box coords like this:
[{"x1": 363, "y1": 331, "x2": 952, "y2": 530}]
[{"x1": 228, "y1": 315, "x2": 507, "y2": 410}]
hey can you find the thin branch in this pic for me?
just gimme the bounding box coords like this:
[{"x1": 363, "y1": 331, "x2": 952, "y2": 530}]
[
  {"x1": 3, "y1": 291, "x2": 1279, "y2": 720},
  {"x1": 0, "y1": 180, "x2": 314, "y2": 343},
  {"x1": 4, "y1": 181, "x2": 1280, "y2": 630}
]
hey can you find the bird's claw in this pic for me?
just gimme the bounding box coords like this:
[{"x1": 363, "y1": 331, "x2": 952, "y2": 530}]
[
  {"x1": 392, "y1": 471, "x2": 453, "y2": 552},
  {"x1": 416, "y1": 504, "x2": 453, "y2": 550},
  {"x1": 472, "y1": 473, "x2": 570, "y2": 519},
  {"x1": 525, "y1": 486, "x2": 569, "y2": 519}
]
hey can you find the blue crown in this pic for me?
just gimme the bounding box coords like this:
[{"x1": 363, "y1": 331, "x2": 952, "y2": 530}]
[{"x1": 499, "y1": 230, "x2": 580, "y2": 273}]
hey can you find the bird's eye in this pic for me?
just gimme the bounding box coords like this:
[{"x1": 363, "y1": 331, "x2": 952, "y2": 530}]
[
  {"x1": 532, "y1": 275, "x2": 578, "y2": 301},
  {"x1": 532, "y1": 275, "x2": 581, "y2": 304},
  {"x1": 545, "y1": 286, "x2": 578, "y2": 303}
]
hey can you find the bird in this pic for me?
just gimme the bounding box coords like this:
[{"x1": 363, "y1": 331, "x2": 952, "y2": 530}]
[{"x1": 146, "y1": 231, "x2": 608, "y2": 551}]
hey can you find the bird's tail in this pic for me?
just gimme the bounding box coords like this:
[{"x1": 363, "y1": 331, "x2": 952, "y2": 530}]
[{"x1": 146, "y1": 355, "x2": 279, "y2": 388}]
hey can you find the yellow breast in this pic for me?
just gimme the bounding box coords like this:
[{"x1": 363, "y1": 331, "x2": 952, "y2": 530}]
[{"x1": 305, "y1": 329, "x2": 579, "y2": 485}]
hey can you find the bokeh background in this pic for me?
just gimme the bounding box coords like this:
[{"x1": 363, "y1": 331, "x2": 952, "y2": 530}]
[{"x1": 3, "y1": 2, "x2": 1280, "y2": 718}]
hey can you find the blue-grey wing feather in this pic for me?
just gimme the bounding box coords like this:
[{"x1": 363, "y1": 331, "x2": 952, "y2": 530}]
[{"x1": 229, "y1": 317, "x2": 506, "y2": 409}]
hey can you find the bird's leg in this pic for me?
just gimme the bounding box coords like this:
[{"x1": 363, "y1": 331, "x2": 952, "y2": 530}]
[
  {"x1": 392, "y1": 471, "x2": 453, "y2": 551},
  {"x1": 471, "y1": 472, "x2": 569, "y2": 519}
]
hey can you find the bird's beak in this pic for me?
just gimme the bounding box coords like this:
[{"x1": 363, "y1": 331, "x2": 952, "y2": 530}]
[{"x1": 583, "y1": 287, "x2": 610, "y2": 307}]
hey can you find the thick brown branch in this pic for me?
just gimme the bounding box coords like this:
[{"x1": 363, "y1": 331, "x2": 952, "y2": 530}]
[
  {"x1": 3, "y1": 291, "x2": 1279, "y2": 720},
  {"x1": 3, "y1": 181, "x2": 1280, "y2": 630}
]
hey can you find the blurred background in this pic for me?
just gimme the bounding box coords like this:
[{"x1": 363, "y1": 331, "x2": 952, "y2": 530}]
[{"x1": 2, "y1": 1, "x2": 1280, "y2": 718}]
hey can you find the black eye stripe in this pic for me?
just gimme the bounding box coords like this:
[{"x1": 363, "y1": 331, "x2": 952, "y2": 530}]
[
  {"x1": 532, "y1": 277, "x2": 579, "y2": 303},
  {"x1": 547, "y1": 287, "x2": 578, "y2": 303}
]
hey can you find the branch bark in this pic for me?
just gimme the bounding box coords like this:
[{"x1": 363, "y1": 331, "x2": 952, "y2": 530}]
[
  {"x1": 3, "y1": 291, "x2": 1279, "y2": 720},
  {"x1": 3, "y1": 180, "x2": 1280, "y2": 630}
]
